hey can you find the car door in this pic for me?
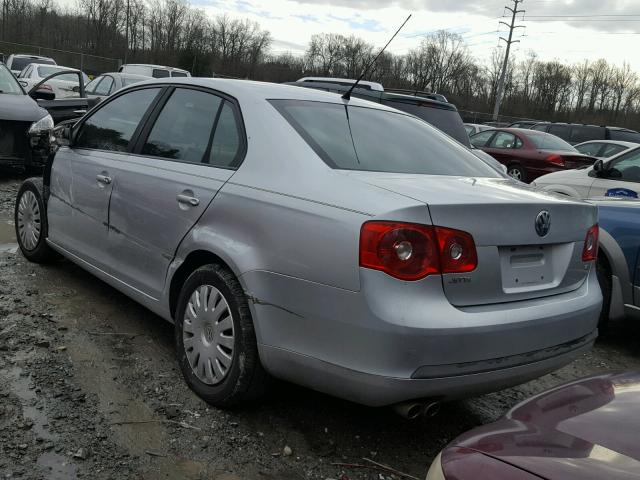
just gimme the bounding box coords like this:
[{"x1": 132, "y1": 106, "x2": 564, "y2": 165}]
[
  {"x1": 484, "y1": 131, "x2": 522, "y2": 164},
  {"x1": 104, "y1": 86, "x2": 244, "y2": 299},
  {"x1": 47, "y1": 86, "x2": 163, "y2": 271},
  {"x1": 589, "y1": 148, "x2": 640, "y2": 198},
  {"x1": 31, "y1": 70, "x2": 90, "y2": 123}
]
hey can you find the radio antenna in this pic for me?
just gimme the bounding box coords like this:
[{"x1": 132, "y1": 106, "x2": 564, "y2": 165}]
[{"x1": 342, "y1": 14, "x2": 412, "y2": 100}]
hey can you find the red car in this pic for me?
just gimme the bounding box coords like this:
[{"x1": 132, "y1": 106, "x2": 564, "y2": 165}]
[
  {"x1": 470, "y1": 128, "x2": 596, "y2": 183},
  {"x1": 426, "y1": 371, "x2": 640, "y2": 480}
]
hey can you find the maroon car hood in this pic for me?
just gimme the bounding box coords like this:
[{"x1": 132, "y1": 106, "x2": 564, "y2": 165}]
[{"x1": 452, "y1": 372, "x2": 640, "y2": 479}]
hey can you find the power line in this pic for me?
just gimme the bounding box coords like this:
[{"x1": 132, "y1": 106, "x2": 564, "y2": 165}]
[{"x1": 493, "y1": 0, "x2": 525, "y2": 120}]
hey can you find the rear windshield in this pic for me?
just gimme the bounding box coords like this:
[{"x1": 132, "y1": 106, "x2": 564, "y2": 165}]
[
  {"x1": 37, "y1": 66, "x2": 66, "y2": 77},
  {"x1": 271, "y1": 100, "x2": 498, "y2": 177},
  {"x1": 383, "y1": 99, "x2": 470, "y2": 147},
  {"x1": 122, "y1": 75, "x2": 147, "y2": 86},
  {"x1": 528, "y1": 132, "x2": 577, "y2": 152},
  {"x1": 11, "y1": 57, "x2": 54, "y2": 71}
]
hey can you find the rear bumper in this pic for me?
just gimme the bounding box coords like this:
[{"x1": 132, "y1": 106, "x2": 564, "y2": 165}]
[
  {"x1": 243, "y1": 267, "x2": 601, "y2": 406},
  {"x1": 260, "y1": 330, "x2": 596, "y2": 406}
]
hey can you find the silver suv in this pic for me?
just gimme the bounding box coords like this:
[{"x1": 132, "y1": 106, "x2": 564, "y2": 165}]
[{"x1": 15, "y1": 78, "x2": 601, "y2": 410}]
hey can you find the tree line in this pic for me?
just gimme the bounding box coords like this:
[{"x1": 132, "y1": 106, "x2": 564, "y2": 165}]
[{"x1": 2, "y1": 0, "x2": 639, "y2": 128}]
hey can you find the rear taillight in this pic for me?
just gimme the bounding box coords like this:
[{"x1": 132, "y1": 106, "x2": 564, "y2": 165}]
[
  {"x1": 359, "y1": 221, "x2": 477, "y2": 280},
  {"x1": 546, "y1": 154, "x2": 565, "y2": 167},
  {"x1": 582, "y1": 224, "x2": 599, "y2": 262}
]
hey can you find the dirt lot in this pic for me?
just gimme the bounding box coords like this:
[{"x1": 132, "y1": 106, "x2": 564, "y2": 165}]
[{"x1": 1, "y1": 172, "x2": 639, "y2": 480}]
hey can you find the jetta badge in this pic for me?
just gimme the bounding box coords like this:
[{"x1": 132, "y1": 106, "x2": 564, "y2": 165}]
[{"x1": 535, "y1": 210, "x2": 551, "y2": 237}]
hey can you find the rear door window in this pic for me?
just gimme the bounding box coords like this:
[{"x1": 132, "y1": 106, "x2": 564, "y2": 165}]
[
  {"x1": 152, "y1": 69, "x2": 170, "y2": 78},
  {"x1": 272, "y1": 100, "x2": 497, "y2": 177},
  {"x1": 575, "y1": 143, "x2": 603, "y2": 157},
  {"x1": 142, "y1": 87, "x2": 222, "y2": 164},
  {"x1": 94, "y1": 76, "x2": 114, "y2": 96},
  {"x1": 608, "y1": 130, "x2": 640, "y2": 142},
  {"x1": 570, "y1": 125, "x2": 605, "y2": 143},
  {"x1": 489, "y1": 132, "x2": 518, "y2": 149},
  {"x1": 547, "y1": 125, "x2": 571, "y2": 141},
  {"x1": 75, "y1": 87, "x2": 161, "y2": 152},
  {"x1": 601, "y1": 144, "x2": 628, "y2": 158}
]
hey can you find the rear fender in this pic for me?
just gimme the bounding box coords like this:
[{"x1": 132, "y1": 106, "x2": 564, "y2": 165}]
[{"x1": 598, "y1": 228, "x2": 633, "y2": 306}]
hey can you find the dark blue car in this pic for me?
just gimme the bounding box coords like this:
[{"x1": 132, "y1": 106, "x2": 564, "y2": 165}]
[{"x1": 593, "y1": 198, "x2": 640, "y2": 324}]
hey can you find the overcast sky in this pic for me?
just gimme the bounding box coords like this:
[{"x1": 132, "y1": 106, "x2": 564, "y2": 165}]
[{"x1": 193, "y1": 0, "x2": 640, "y2": 70}]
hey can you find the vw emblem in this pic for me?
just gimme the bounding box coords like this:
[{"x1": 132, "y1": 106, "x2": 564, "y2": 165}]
[{"x1": 535, "y1": 210, "x2": 551, "y2": 237}]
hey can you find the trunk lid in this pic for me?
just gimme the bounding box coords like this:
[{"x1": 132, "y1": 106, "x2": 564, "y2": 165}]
[{"x1": 347, "y1": 173, "x2": 597, "y2": 306}]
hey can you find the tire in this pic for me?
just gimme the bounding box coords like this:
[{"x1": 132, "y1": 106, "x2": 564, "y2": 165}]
[
  {"x1": 507, "y1": 164, "x2": 527, "y2": 182},
  {"x1": 596, "y1": 257, "x2": 612, "y2": 330},
  {"x1": 14, "y1": 178, "x2": 57, "y2": 263},
  {"x1": 174, "y1": 264, "x2": 269, "y2": 407}
]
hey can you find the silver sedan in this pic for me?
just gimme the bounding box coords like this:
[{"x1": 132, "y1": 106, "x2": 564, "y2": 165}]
[{"x1": 15, "y1": 78, "x2": 601, "y2": 411}]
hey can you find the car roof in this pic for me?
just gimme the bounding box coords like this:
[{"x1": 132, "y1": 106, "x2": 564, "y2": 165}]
[
  {"x1": 10, "y1": 53, "x2": 54, "y2": 60},
  {"x1": 102, "y1": 72, "x2": 152, "y2": 80},
  {"x1": 28, "y1": 63, "x2": 75, "y2": 70},
  {"x1": 123, "y1": 63, "x2": 188, "y2": 72},
  {"x1": 575, "y1": 140, "x2": 638, "y2": 147},
  {"x1": 142, "y1": 78, "x2": 408, "y2": 112}
]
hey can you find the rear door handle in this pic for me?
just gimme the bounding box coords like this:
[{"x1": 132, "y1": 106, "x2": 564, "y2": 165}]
[
  {"x1": 96, "y1": 174, "x2": 112, "y2": 185},
  {"x1": 176, "y1": 194, "x2": 200, "y2": 207},
  {"x1": 74, "y1": 109, "x2": 87, "y2": 115}
]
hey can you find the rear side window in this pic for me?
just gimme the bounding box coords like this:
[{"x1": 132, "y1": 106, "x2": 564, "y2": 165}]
[
  {"x1": 209, "y1": 103, "x2": 242, "y2": 168},
  {"x1": 470, "y1": 130, "x2": 494, "y2": 147},
  {"x1": 152, "y1": 69, "x2": 170, "y2": 78},
  {"x1": 142, "y1": 88, "x2": 222, "y2": 163},
  {"x1": 384, "y1": 100, "x2": 470, "y2": 147},
  {"x1": 75, "y1": 88, "x2": 160, "y2": 151},
  {"x1": 547, "y1": 125, "x2": 571, "y2": 141},
  {"x1": 609, "y1": 130, "x2": 640, "y2": 142},
  {"x1": 570, "y1": 125, "x2": 605, "y2": 143},
  {"x1": 272, "y1": 100, "x2": 497, "y2": 177}
]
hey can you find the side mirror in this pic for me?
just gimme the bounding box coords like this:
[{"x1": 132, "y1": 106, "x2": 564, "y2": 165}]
[
  {"x1": 53, "y1": 124, "x2": 73, "y2": 147},
  {"x1": 31, "y1": 88, "x2": 55, "y2": 101},
  {"x1": 593, "y1": 159, "x2": 605, "y2": 176},
  {"x1": 72, "y1": 85, "x2": 79, "y2": 93}
]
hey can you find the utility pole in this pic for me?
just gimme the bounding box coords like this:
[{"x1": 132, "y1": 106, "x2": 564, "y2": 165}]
[
  {"x1": 492, "y1": 0, "x2": 525, "y2": 120},
  {"x1": 124, "y1": 0, "x2": 130, "y2": 64}
]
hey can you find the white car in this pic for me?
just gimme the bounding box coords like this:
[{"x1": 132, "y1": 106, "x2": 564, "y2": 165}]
[
  {"x1": 118, "y1": 63, "x2": 190, "y2": 78},
  {"x1": 573, "y1": 140, "x2": 638, "y2": 160},
  {"x1": 5, "y1": 54, "x2": 55, "y2": 76},
  {"x1": 17, "y1": 64, "x2": 89, "y2": 99},
  {"x1": 534, "y1": 145, "x2": 640, "y2": 199}
]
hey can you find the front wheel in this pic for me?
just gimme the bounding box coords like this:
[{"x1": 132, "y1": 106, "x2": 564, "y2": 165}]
[
  {"x1": 174, "y1": 264, "x2": 269, "y2": 407},
  {"x1": 14, "y1": 178, "x2": 57, "y2": 263}
]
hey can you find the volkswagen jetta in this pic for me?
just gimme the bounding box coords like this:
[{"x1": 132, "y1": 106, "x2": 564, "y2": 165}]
[{"x1": 15, "y1": 79, "x2": 601, "y2": 408}]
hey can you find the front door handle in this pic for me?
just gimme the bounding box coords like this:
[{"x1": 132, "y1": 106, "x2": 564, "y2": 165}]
[
  {"x1": 176, "y1": 194, "x2": 200, "y2": 207},
  {"x1": 96, "y1": 174, "x2": 112, "y2": 185},
  {"x1": 74, "y1": 109, "x2": 87, "y2": 115}
]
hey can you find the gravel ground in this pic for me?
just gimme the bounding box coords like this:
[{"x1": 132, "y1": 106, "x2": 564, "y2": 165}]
[{"x1": 1, "y1": 172, "x2": 639, "y2": 480}]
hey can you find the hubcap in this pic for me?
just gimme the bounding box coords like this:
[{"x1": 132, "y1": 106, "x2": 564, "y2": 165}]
[
  {"x1": 183, "y1": 285, "x2": 235, "y2": 385},
  {"x1": 17, "y1": 190, "x2": 41, "y2": 251},
  {"x1": 508, "y1": 168, "x2": 522, "y2": 180}
]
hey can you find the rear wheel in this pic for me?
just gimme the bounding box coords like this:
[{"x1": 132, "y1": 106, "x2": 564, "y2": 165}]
[
  {"x1": 596, "y1": 256, "x2": 612, "y2": 329},
  {"x1": 174, "y1": 264, "x2": 269, "y2": 407},
  {"x1": 14, "y1": 178, "x2": 57, "y2": 263},
  {"x1": 507, "y1": 164, "x2": 526, "y2": 182}
]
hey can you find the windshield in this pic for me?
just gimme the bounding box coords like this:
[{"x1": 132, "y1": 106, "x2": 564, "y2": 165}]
[
  {"x1": 0, "y1": 65, "x2": 24, "y2": 94},
  {"x1": 272, "y1": 100, "x2": 498, "y2": 177},
  {"x1": 122, "y1": 75, "x2": 147, "y2": 86},
  {"x1": 527, "y1": 132, "x2": 577, "y2": 152}
]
